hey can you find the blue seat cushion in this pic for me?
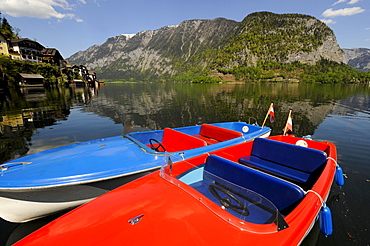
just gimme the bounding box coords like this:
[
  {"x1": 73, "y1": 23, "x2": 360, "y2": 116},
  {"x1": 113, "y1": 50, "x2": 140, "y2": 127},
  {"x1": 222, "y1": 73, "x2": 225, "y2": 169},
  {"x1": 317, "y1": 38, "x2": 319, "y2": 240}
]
[
  {"x1": 250, "y1": 138, "x2": 327, "y2": 173},
  {"x1": 203, "y1": 155, "x2": 305, "y2": 212},
  {"x1": 238, "y1": 138, "x2": 327, "y2": 184},
  {"x1": 239, "y1": 156, "x2": 309, "y2": 184}
]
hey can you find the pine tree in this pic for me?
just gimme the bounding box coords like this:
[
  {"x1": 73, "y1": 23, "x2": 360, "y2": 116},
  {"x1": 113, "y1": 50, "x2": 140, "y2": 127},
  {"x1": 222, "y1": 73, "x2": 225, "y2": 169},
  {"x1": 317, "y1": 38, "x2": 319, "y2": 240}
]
[{"x1": 0, "y1": 13, "x2": 18, "y2": 39}]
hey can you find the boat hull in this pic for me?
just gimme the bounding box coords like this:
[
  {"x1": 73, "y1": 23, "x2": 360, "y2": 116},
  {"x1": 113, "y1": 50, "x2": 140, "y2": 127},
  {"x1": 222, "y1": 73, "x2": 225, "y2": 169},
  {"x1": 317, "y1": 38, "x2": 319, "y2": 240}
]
[{"x1": 0, "y1": 170, "x2": 154, "y2": 223}]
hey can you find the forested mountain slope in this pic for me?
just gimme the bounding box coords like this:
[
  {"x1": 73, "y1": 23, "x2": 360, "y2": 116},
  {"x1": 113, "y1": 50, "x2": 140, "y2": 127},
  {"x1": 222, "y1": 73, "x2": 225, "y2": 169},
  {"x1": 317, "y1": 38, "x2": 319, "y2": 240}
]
[{"x1": 68, "y1": 12, "x2": 369, "y2": 83}]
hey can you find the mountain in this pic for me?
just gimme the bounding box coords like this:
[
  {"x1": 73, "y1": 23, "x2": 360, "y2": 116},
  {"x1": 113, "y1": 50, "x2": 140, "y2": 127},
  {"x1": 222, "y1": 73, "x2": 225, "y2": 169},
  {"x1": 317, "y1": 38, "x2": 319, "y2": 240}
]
[
  {"x1": 68, "y1": 17, "x2": 240, "y2": 80},
  {"x1": 343, "y1": 48, "x2": 370, "y2": 72},
  {"x1": 67, "y1": 12, "x2": 345, "y2": 81}
]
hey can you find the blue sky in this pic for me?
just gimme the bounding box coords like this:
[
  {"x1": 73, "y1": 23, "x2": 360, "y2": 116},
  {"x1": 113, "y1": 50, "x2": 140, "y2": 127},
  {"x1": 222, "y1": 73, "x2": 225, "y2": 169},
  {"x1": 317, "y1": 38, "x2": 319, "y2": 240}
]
[{"x1": 0, "y1": 0, "x2": 369, "y2": 58}]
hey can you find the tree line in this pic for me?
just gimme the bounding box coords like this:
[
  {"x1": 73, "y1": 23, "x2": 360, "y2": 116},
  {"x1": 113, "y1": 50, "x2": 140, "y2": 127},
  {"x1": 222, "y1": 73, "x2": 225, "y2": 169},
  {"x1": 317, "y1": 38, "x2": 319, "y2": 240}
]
[{"x1": 0, "y1": 55, "x2": 62, "y2": 87}]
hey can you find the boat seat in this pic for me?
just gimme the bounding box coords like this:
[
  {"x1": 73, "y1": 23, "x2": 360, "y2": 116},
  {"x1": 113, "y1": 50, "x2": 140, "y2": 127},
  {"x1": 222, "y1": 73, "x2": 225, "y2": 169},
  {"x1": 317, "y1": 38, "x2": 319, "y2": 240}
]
[
  {"x1": 199, "y1": 155, "x2": 305, "y2": 215},
  {"x1": 238, "y1": 138, "x2": 327, "y2": 185},
  {"x1": 193, "y1": 124, "x2": 243, "y2": 145},
  {"x1": 157, "y1": 128, "x2": 207, "y2": 152}
]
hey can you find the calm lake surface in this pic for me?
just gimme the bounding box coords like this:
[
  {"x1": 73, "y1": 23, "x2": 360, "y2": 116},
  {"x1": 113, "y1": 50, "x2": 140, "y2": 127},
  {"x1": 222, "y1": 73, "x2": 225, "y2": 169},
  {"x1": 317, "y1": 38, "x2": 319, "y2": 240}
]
[{"x1": 0, "y1": 82, "x2": 369, "y2": 245}]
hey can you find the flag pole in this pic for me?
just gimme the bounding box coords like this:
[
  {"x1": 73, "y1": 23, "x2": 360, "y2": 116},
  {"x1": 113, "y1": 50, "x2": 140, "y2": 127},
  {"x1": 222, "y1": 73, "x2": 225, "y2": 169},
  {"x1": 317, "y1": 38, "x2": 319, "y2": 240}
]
[
  {"x1": 262, "y1": 103, "x2": 273, "y2": 127},
  {"x1": 283, "y1": 109, "x2": 292, "y2": 135}
]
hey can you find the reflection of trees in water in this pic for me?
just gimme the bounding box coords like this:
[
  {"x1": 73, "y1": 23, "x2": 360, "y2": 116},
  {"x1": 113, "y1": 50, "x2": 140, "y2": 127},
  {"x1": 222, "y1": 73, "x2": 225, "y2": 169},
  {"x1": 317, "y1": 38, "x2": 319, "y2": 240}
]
[
  {"x1": 83, "y1": 83, "x2": 369, "y2": 135},
  {"x1": 1, "y1": 83, "x2": 368, "y2": 163},
  {"x1": 0, "y1": 129, "x2": 32, "y2": 163},
  {"x1": 0, "y1": 86, "x2": 94, "y2": 163}
]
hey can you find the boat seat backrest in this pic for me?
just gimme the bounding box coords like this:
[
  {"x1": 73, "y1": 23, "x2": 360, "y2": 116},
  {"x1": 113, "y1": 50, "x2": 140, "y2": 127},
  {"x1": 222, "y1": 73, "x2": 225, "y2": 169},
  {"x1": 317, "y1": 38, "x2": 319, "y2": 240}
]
[
  {"x1": 204, "y1": 155, "x2": 305, "y2": 212},
  {"x1": 161, "y1": 128, "x2": 207, "y2": 152},
  {"x1": 238, "y1": 138, "x2": 327, "y2": 184},
  {"x1": 199, "y1": 124, "x2": 243, "y2": 142}
]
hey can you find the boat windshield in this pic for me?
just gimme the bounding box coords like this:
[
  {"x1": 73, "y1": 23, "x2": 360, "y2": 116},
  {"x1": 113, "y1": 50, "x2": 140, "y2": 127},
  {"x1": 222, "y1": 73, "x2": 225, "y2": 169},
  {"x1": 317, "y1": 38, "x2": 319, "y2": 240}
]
[{"x1": 160, "y1": 156, "x2": 286, "y2": 233}]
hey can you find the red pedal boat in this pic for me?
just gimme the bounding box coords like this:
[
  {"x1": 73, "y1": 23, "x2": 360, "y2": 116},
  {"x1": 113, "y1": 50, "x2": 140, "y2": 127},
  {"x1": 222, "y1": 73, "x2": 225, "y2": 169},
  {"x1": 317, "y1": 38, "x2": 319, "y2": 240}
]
[{"x1": 14, "y1": 135, "x2": 344, "y2": 246}]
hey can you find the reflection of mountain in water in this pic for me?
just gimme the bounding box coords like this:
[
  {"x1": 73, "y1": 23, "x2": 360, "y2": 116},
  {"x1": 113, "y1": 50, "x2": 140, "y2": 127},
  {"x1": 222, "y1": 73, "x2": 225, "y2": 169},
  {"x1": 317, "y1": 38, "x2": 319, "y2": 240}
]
[
  {"x1": 277, "y1": 101, "x2": 336, "y2": 134},
  {"x1": 83, "y1": 86, "x2": 178, "y2": 130},
  {"x1": 1, "y1": 83, "x2": 368, "y2": 163},
  {"x1": 332, "y1": 95, "x2": 370, "y2": 117},
  {"x1": 81, "y1": 83, "x2": 369, "y2": 136}
]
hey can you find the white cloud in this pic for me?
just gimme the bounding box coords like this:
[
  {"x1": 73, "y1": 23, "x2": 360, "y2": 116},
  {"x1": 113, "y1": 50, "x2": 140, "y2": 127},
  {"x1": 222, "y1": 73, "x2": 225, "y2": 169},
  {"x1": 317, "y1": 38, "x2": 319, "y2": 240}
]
[
  {"x1": 0, "y1": 0, "x2": 83, "y2": 21},
  {"x1": 322, "y1": 7, "x2": 365, "y2": 17},
  {"x1": 347, "y1": 0, "x2": 360, "y2": 4},
  {"x1": 332, "y1": 0, "x2": 360, "y2": 5},
  {"x1": 332, "y1": 0, "x2": 347, "y2": 6},
  {"x1": 321, "y1": 19, "x2": 337, "y2": 24}
]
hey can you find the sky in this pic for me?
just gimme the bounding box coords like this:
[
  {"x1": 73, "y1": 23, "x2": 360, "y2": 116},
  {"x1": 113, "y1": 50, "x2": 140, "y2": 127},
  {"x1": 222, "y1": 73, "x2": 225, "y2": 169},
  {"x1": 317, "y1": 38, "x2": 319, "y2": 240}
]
[{"x1": 0, "y1": 0, "x2": 369, "y2": 58}]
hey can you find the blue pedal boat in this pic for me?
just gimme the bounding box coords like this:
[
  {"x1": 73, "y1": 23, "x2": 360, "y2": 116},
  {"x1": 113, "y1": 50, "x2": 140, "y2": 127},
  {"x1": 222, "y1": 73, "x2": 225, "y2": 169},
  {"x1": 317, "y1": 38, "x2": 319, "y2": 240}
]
[{"x1": 0, "y1": 122, "x2": 270, "y2": 223}]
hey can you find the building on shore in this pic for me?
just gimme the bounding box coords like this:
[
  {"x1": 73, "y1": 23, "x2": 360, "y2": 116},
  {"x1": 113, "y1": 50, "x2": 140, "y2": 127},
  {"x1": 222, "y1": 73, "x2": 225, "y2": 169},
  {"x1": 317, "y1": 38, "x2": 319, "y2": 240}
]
[
  {"x1": 0, "y1": 33, "x2": 9, "y2": 56},
  {"x1": 1, "y1": 32, "x2": 99, "y2": 88},
  {"x1": 62, "y1": 65, "x2": 100, "y2": 87},
  {"x1": 41, "y1": 48, "x2": 64, "y2": 67},
  {"x1": 19, "y1": 73, "x2": 44, "y2": 86},
  {"x1": 9, "y1": 38, "x2": 44, "y2": 63},
  {"x1": 1, "y1": 34, "x2": 65, "y2": 66}
]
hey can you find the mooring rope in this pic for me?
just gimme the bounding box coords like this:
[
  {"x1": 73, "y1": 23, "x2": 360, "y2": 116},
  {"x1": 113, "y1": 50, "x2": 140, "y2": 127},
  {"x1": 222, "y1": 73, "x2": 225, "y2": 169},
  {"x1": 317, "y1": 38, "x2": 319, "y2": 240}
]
[{"x1": 307, "y1": 190, "x2": 324, "y2": 206}]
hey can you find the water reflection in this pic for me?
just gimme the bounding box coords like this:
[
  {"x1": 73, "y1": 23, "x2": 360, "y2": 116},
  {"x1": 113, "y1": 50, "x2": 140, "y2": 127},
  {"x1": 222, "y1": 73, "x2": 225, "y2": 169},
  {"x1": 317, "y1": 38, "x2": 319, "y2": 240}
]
[
  {"x1": 82, "y1": 83, "x2": 370, "y2": 135},
  {"x1": 0, "y1": 85, "x2": 100, "y2": 162},
  {"x1": 0, "y1": 82, "x2": 369, "y2": 245},
  {"x1": 1, "y1": 83, "x2": 369, "y2": 164},
  {"x1": 20, "y1": 87, "x2": 47, "y2": 102}
]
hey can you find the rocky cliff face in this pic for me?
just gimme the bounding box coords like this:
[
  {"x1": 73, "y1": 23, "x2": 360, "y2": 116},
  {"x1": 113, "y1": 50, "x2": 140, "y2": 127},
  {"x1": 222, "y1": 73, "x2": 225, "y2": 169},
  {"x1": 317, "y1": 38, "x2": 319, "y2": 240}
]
[
  {"x1": 343, "y1": 48, "x2": 370, "y2": 72},
  {"x1": 68, "y1": 18, "x2": 239, "y2": 79},
  {"x1": 286, "y1": 37, "x2": 344, "y2": 65},
  {"x1": 216, "y1": 12, "x2": 344, "y2": 69},
  {"x1": 67, "y1": 12, "x2": 345, "y2": 80}
]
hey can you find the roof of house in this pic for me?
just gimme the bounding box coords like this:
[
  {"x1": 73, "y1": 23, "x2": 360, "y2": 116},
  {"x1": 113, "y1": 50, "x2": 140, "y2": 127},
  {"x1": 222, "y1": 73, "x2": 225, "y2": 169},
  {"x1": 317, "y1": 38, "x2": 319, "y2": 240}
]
[
  {"x1": 19, "y1": 73, "x2": 44, "y2": 79},
  {"x1": 41, "y1": 48, "x2": 64, "y2": 59},
  {"x1": 10, "y1": 38, "x2": 44, "y2": 49}
]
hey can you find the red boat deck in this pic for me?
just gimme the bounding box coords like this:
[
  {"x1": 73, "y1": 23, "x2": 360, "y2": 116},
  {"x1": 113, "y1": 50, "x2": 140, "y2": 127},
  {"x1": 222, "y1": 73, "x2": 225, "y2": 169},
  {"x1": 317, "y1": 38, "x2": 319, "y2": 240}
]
[{"x1": 149, "y1": 124, "x2": 243, "y2": 151}]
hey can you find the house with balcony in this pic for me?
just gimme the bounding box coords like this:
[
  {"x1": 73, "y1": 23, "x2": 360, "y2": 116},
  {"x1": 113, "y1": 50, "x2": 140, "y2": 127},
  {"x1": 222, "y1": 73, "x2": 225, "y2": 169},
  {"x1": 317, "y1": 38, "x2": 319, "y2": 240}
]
[
  {"x1": 2, "y1": 35, "x2": 65, "y2": 66},
  {"x1": 9, "y1": 38, "x2": 44, "y2": 62}
]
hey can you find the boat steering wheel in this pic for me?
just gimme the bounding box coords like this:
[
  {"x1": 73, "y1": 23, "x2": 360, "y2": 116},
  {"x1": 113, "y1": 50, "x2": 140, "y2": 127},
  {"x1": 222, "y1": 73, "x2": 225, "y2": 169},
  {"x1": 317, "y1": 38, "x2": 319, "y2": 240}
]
[
  {"x1": 208, "y1": 184, "x2": 250, "y2": 216},
  {"x1": 149, "y1": 139, "x2": 166, "y2": 152}
]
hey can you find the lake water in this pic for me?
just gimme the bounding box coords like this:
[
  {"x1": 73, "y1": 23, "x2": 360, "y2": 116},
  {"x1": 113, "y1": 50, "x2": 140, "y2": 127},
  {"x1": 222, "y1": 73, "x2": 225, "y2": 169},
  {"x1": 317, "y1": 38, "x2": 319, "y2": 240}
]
[{"x1": 0, "y1": 82, "x2": 369, "y2": 245}]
